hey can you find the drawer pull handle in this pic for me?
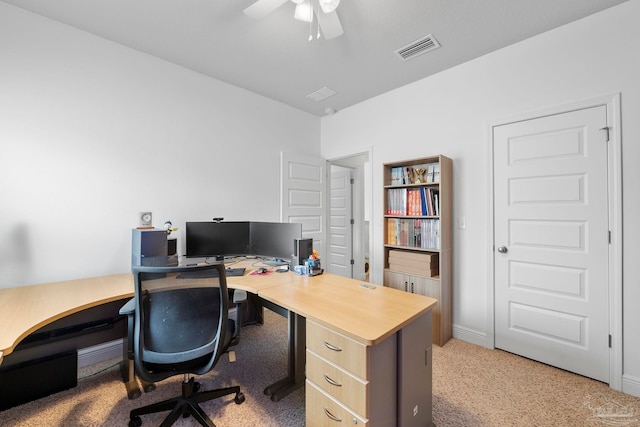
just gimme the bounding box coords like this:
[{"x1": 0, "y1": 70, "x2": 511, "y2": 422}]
[
  {"x1": 324, "y1": 374, "x2": 342, "y2": 387},
  {"x1": 324, "y1": 341, "x2": 343, "y2": 352},
  {"x1": 323, "y1": 407, "x2": 343, "y2": 422}
]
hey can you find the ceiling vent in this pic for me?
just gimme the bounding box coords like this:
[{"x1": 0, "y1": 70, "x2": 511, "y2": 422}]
[
  {"x1": 394, "y1": 34, "x2": 440, "y2": 61},
  {"x1": 307, "y1": 86, "x2": 337, "y2": 102}
]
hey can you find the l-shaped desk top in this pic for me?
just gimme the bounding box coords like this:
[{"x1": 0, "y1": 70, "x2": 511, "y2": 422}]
[{"x1": 0, "y1": 263, "x2": 437, "y2": 364}]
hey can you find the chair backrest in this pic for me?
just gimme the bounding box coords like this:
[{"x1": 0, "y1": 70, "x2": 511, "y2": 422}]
[{"x1": 132, "y1": 263, "x2": 230, "y2": 383}]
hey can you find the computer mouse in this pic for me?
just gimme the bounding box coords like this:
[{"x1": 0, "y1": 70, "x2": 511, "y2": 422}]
[{"x1": 257, "y1": 267, "x2": 268, "y2": 274}]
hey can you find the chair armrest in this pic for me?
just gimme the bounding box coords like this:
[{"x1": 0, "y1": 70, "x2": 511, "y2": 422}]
[
  {"x1": 119, "y1": 298, "x2": 135, "y2": 316},
  {"x1": 119, "y1": 298, "x2": 135, "y2": 361},
  {"x1": 233, "y1": 290, "x2": 247, "y2": 304},
  {"x1": 229, "y1": 290, "x2": 247, "y2": 347}
]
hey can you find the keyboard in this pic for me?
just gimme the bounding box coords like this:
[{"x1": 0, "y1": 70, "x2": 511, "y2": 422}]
[
  {"x1": 226, "y1": 268, "x2": 246, "y2": 276},
  {"x1": 177, "y1": 267, "x2": 246, "y2": 279}
]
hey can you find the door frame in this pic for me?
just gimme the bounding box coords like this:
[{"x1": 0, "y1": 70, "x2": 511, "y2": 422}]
[
  {"x1": 485, "y1": 93, "x2": 622, "y2": 390},
  {"x1": 327, "y1": 149, "x2": 373, "y2": 282}
]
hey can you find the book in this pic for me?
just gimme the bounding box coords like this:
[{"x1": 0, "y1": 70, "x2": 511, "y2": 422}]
[
  {"x1": 407, "y1": 188, "x2": 421, "y2": 216},
  {"x1": 432, "y1": 163, "x2": 440, "y2": 183},
  {"x1": 419, "y1": 187, "x2": 427, "y2": 216},
  {"x1": 387, "y1": 188, "x2": 408, "y2": 215},
  {"x1": 386, "y1": 219, "x2": 440, "y2": 249},
  {"x1": 425, "y1": 188, "x2": 434, "y2": 216}
]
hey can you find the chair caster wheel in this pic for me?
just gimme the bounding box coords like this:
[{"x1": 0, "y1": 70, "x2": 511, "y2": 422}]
[
  {"x1": 235, "y1": 392, "x2": 246, "y2": 404},
  {"x1": 129, "y1": 416, "x2": 142, "y2": 427},
  {"x1": 193, "y1": 381, "x2": 201, "y2": 392}
]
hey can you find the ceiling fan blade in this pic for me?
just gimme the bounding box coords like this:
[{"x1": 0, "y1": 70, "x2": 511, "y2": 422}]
[
  {"x1": 317, "y1": 9, "x2": 344, "y2": 40},
  {"x1": 244, "y1": 0, "x2": 289, "y2": 19}
]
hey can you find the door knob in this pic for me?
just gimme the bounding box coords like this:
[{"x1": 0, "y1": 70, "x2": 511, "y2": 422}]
[{"x1": 497, "y1": 246, "x2": 508, "y2": 253}]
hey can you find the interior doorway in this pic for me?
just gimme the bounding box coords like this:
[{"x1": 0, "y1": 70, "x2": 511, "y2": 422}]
[
  {"x1": 328, "y1": 151, "x2": 371, "y2": 281},
  {"x1": 329, "y1": 165, "x2": 353, "y2": 277}
]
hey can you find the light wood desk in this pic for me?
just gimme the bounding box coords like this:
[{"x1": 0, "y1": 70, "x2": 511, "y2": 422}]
[
  {"x1": 259, "y1": 272, "x2": 434, "y2": 345},
  {"x1": 0, "y1": 273, "x2": 134, "y2": 365},
  {"x1": 0, "y1": 265, "x2": 288, "y2": 363},
  {"x1": 0, "y1": 266, "x2": 436, "y2": 426},
  {"x1": 259, "y1": 272, "x2": 436, "y2": 426}
]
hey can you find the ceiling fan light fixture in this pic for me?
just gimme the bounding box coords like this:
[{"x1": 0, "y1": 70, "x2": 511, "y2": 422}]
[
  {"x1": 294, "y1": 0, "x2": 313, "y2": 22},
  {"x1": 319, "y1": 0, "x2": 340, "y2": 13}
]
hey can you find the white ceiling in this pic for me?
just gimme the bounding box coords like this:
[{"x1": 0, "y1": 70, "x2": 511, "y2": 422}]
[{"x1": 2, "y1": 0, "x2": 629, "y2": 116}]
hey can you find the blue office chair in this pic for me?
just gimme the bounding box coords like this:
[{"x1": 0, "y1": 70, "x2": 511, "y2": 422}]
[{"x1": 124, "y1": 264, "x2": 245, "y2": 427}]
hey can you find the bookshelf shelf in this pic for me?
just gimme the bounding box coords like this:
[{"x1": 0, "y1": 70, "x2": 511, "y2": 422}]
[{"x1": 383, "y1": 155, "x2": 452, "y2": 346}]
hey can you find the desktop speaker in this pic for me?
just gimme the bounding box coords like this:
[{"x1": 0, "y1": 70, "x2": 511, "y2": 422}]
[
  {"x1": 167, "y1": 238, "x2": 178, "y2": 266},
  {"x1": 0, "y1": 351, "x2": 77, "y2": 410},
  {"x1": 131, "y1": 229, "x2": 168, "y2": 267},
  {"x1": 292, "y1": 238, "x2": 313, "y2": 266}
]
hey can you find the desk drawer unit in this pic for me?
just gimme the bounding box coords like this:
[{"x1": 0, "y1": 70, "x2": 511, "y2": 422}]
[
  {"x1": 306, "y1": 350, "x2": 367, "y2": 415},
  {"x1": 305, "y1": 320, "x2": 397, "y2": 426},
  {"x1": 307, "y1": 320, "x2": 368, "y2": 377},
  {"x1": 306, "y1": 380, "x2": 368, "y2": 426}
]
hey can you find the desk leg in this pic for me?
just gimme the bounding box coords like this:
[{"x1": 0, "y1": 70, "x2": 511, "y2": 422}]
[{"x1": 262, "y1": 307, "x2": 306, "y2": 402}]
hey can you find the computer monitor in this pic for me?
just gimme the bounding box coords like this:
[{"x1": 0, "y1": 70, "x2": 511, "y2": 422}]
[
  {"x1": 250, "y1": 222, "x2": 302, "y2": 262},
  {"x1": 185, "y1": 221, "x2": 251, "y2": 259}
]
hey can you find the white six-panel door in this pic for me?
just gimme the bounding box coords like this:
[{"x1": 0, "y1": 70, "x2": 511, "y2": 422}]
[
  {"x1": 328, "y1": 166, "x2": 353, "y2": 277},
  {"x1": 280, "y1": 151, "x2": 327, "y2": 261},
  {"x1": 493, "y1": 105, "x2": 610, "y2": 383}
]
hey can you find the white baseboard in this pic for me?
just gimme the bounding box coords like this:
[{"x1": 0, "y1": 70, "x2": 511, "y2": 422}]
[
  {"x1": 77, "y1": 339, "x2": 123, "y2": 368},
  {"x1": 452, "y1": 324, "x2": 489, "y2": 348},
  {"x1": 622, "y1": 374, "x2": 640, "y2": 397}
]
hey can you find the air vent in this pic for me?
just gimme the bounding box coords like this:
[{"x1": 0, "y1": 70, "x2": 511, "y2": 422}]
[
  {"x1": 307, "y1": 86, "x2": 336, "y2": 102},
  {"x1": 394, "y1": 34, "x2": 440, "y2": 61}
]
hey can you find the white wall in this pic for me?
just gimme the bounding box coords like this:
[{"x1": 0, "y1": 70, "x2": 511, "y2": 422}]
[
  {"x1": 0, "y1": 3, "x2": 320, "y2": 288},
  {"x1": 320, "y1": 0, "x2": 640, "y2": 396},
  {"x1": 2, "y1": 0, "x2": 639, "y2": 397}
]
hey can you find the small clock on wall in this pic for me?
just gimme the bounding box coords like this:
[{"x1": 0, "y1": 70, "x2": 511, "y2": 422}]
[{"x1": 139, "y1": 211, "x2": 153, "y2": 227}]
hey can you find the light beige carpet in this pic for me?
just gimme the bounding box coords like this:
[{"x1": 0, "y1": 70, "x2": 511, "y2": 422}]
[
  {"x1": 1, "y1": 309, "x2": 639, "y2": 426},
  {"x1": 432, "y1": 339, "x2": 640, "y2": 426}
]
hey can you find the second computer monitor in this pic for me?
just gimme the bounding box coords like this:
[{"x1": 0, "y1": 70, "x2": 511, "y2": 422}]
[{"x1": 250, "y1": 222, "x2": 302, "y2": 262}]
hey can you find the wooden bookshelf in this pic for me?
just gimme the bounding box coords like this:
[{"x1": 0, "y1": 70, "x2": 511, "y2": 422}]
[{"x1": 383, "y1": 155, "x2": 452, "y2": 346}]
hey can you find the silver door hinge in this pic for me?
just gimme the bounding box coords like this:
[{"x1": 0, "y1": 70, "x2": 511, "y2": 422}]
[
  {"x1": 350, "y1": 178, "x2": 355, "y2": 185},
  {"x1": 350, "y1": 259, "x2": 354, "y2": 265},
  {"x1": 350, "y1": 218, "x2": 355, "y2": 225},
  {"x1": 600, "y1": 126, "x2": 610, "y2": 142}
]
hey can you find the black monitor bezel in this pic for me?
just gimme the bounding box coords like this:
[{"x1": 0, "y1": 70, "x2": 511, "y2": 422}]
[
  {"x1": 185, "y1": 221, "x2": 251, "y2": 259},
  {"x1": 249, "y1": 221, "x2": 302, "y2": 262}
]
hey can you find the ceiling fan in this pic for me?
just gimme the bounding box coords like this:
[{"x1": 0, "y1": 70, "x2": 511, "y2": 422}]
[{"x1": 244, "y1": 0, "x2": 344, "y2": 40}]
